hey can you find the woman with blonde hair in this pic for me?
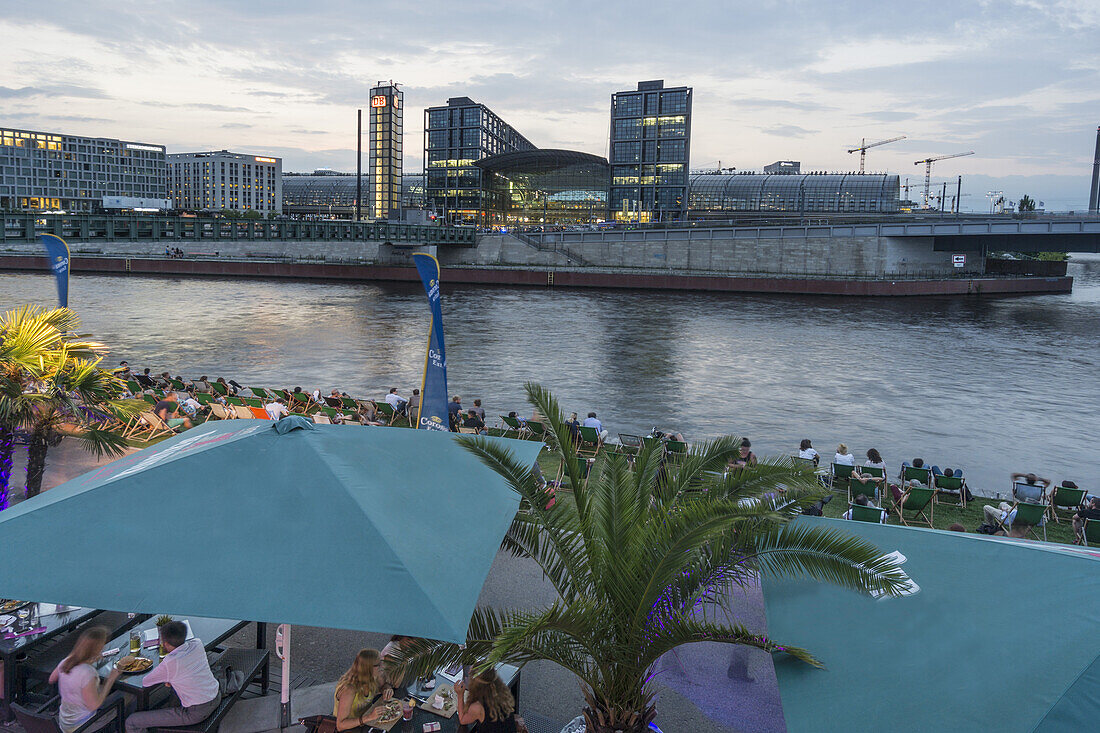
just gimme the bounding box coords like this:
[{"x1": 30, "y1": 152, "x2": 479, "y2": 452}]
[
  {"x1": 48, "y1": 626, "x2": 123, "y2": 733},
  {"x1": 333, "y1": 649, "x2": 392, "y2": 731},
  {"x1": 455, "y1": 668, "x2": 517, "y2": 732}
]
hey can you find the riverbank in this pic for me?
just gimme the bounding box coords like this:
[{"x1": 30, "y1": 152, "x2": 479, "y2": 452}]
[{"x1": 0, "y1": 252, "x2": 1074, "y2": 297}]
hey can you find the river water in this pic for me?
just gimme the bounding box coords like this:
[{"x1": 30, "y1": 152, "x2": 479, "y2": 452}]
[{"x1": 3, "y1": 258, "x2": 1098, "y2": 496}]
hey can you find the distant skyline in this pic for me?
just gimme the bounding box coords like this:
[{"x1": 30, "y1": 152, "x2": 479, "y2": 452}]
[{"x1": 2, "y1": 0, "x2": 1098, "y2": 210}]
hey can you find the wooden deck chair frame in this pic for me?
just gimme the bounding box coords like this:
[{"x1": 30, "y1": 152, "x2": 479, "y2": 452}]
[
  {"x1": 211, "y1": 381, "x2": 228, "y2": 395},
  {"x1": 1083, "y1": 518, "x2": 1100, "y2": 547},
  {"x1": 208, "y1": 403, "x2": 234, "y2": 420},
  {"x1": 618, "y1": 433, "x2": 643, "y2": 455},
  {"x1": 830, "y1": 463, "x2": 856, "y2": 493},
  {"x1": 312, "y1": 414, "x2": 332, "y2": 424},
  {"x1": 576, "y1": 425, "x2": 603, "y2": 458},
  {"x1": 893, "y1": 485, "x2": 935, "y2": 527},
  {"x1": 555, "y1": 454, "x2": 593, "y2": 490},
  {"x1": 999, "y1": 501, "x2": 1047, "y2": 541},
  {"x1": 900, "y1": 465, "x2": 932, "y2": 488},
  {"x1": 138, "y1": 411, "x2": 178, "y2": 441},
  {"x1": 250, "y1": 387, "x2": 271, "y2": 400},
  {"x1": 848, "y1": 470, "x2": 882, "y2": 505},
  {"x1": 375, "y1": 402, "x2": 399, "y2": 425},
  {"x1": 665, "y1": 440, "x2": 689, "y2": 463},
  {"x1": 500, "y1": 415, "x2": 528, "y2": 439},
  {"x1": 231, "y1": 405, "x2": 255, "y2": 419},
  {"x1": 1012, "y1": 481, "x2": 1048, "y2": 505},
  {"x1": 1048, "y1": 485, "x2": 1087, "y2": 523},
  {"x1": 849, "y1": 502, "x2": 887, "y2": 524}
]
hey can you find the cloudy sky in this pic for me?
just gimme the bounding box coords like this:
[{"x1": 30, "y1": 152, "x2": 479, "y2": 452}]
[{"x1": 2, "y1": 0, "x2": 1098, "y2": 210}]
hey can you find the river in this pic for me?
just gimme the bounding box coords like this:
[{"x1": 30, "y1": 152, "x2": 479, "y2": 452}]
[{"x1": 3, "y1": 258, "x2": 1098, "y2": 497}]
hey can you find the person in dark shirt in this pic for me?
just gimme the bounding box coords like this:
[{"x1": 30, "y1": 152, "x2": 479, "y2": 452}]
[
  {"x1": 1073, "y1": 497, "x2": 1100, "y2": 544},
  {"x1": 136, "y1": 368, "x2": 156, "y2": 390},
  {"x1": 447, "y1": 396, "x2": 463, "y2": 431},
  {"x1": 462, "y1": 409, "x2": 487, "y2": 434},
  {"x1": 154, "y1": 392, "x2": 192, "y2": 430}
]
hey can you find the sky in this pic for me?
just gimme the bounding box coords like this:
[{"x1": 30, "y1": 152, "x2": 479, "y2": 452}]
[{"x1": 2, "y1": 0, "x2": 1099, "y2": 211}]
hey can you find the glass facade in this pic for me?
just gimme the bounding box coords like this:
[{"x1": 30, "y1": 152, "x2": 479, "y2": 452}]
[
  {"x1": 423, "y1": 97, "x2": 535, "y2": 223},
  {"x1": 282, "y1": 173, "x2": 424, "y2": 219},
  {"x1": 369, "y1": 83, "x2": 403, "y2": 220},
  {"x1": 608, "y1": 81, "x2": 692, "y2": 222},
  {"x1": 0, "y1": 127, "x2": 166, "y2": 212},
  {"x1": 477, "y1": 150, "x2": 609, "y2": 224},
  {"x1": 687, "y1": 173, "x2": 901, "y2": 215}
]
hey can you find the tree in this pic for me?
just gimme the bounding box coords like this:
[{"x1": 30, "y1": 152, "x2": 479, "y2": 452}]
[
  {"x1": 392, "y1": 383, "x2": 909, "y2": 732},
  {"x1": 0, "y1": 305, "x2": 137, "y2": 504},
  {"x1": 1018, "y1": 195, "x2": 1036, "y2": 212}
]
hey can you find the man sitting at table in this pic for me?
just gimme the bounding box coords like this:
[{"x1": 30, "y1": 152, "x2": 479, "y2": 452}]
[{"x1": 124, "y1": 621, "x2": 221, "y2": 733}]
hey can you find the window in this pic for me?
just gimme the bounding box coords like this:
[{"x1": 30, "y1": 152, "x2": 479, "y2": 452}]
[
  {"x1": 428, "y1": 130, "x2": 448, "y2": 149},
  {"x1": 462, "y1": 108, "x2": 481, "y2": 126},
  {"x1": 657, "y1": 139, "x2": 685, "y2": 161},
  {"x1": 612, "y1": 117, "x2": 641, "y2": 140},
  {"x1": 612, "y1": 141, "x2": 641, "y2": 163},
  {"x1": 657, "y1": 115, "x2": 686, "y2": 138},
  {"x1": 462, "y1": 129, "x2": 479, "y2": 147},
  {"x1": 611, "y1": 165, "x2": 639, "y2": 185},
  {"x1": 660, "y1": 91, "x2": 688, "y2": 114},
  {"x1": 613, "y1": 94, "x2": 642, "y2": 116},
  {"x1": 428, "y1": 110, "x2": 448, "y2": 129}
]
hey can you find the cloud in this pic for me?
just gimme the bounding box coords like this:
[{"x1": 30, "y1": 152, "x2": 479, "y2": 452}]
[
  {"x1": 221, "y1": 122, "x2": 252, "y2": 129},
  {"x1": 290, "y1": 128, "x2": 327, "y2": 135},
  {"x1": 139, "y1": 101, "x2": 253, "y2": 112},
  {"x1": 761, "y1": 124, "x2": 818, "y2": 138},
  {"x1": 0, "y1": 84, "x2": 110, "y2": 99},
  {"x1": 735, "y1": 97, "x2": 836, "y2": 112},
  {"x1": 3, "y1": 112, "x2": 113, "y2": 123}
]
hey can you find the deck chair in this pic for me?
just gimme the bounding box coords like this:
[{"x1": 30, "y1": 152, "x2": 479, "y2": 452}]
[
  {"x1": 1000, "y1": 501, "x2": 1047, "y2": 541},
  {"x1": 618, "y1": 433, "x2": 643, "y2": 455},
  {"x1": 340, "y1": 396, "x2": 359, "y2": 411},
  {"x1": 641, "y1": 436, "x2": 663, "y2": 453},
  {"x1": 211, "y1": 381, "x2": 228, "y2": 395},
  {"x1": 526, "y1": 420, "x2": 549, "y2": 443},
  {"x1": 248, "y1": 406, "x2": 270, "y2": 420},
  {"x1": 312, "y1": 414, "x2": 332, "y2": 424},
  {"x1": 208, "y1": 403, "x2": 234, "y2": 420},
  {"x1": 849, "y1": 466, "x2": 884, "y2": 503},
  {"x1": 125, "y1": 380, "x2": 142, "y2": 394},
  {"x1": 226, "y1": 395, "x2": 245, "y2": 406},
  {"x1": 250, "y1": 387, "x2": 271, "y2": 400},
  {"x1": 244, "y1": 397, "x2": 264, "y2": 409},
  {"x1": 1083, "y1": 519, "x2": 1100, "y2": 547},
  {"x1": 900, "y1": 465, "x2": 932, "y2": 488},
  {"x1": 375, "y1": 402, "x2": 398, "y2": 425},
  {"x1": 934, "y1": 474, "x2": 969, "y2": 508},
  {"x1": 231, "y1": 404, "x2": 255, "y2": 419},
  {"x1": 848, "y1": 503, "x2": 887, "y2": 524},
  {"x1": 665, "y1": 440, "x2": 689, "y2": 462},
  {"x1": 271, "y1": 389, "x2": 289, "y2": 401},
  {"x1": 194, "y1": 392, "x2": 215, "y2": 405},
  {"x1": 830, "y1": 463, "x2": 856, "y2": 493},
  {"x1": 137, "y1": 411, "x2": 180, "y2": 441},
  {"x1": 500, "y1": 415, "x2": 528, "y2": 438},
  {"x1": 1013, "y1": 481, "x2": 1048, "y2": 505},
  {"x1": 142, "y1": 394, "x2": 159, "y2": 406},
  {"x1": 170, "y1": 379, "x2": 186, "y2": 390},
  {"x1": 555, "y1": 454, "x2": 594, "y2": 489},
  {"x1": 893, "y1": 485, "x2": 935, "y2": 527},
  {"x1": 1048, "y1": 484, "x2": 1086, "y2": 523},
  {"x1": 577, "y1": 425, "x2": 603, "y2": 458}
]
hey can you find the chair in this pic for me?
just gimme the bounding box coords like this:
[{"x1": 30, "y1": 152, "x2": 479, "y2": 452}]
[
  {"x1": 1048, "y1": 484, "x2": 1087, "y2": 523},
  {"x1": 226, "y1": 395, "x2": 245, "y2": 406},
  {"x1": 665, "y1": 440, "x2": 689, "y2": 462},
  {"x1": 577, "y1": 425, "x2": 603, "y2": 458},
  {"x1": 375, "y1": 402, "x2": 398, "y2": 425},
  {"x1": 248, "y1": 406, "x2": 270, "y2": 420},
  {"x1": 125, "y1": 412, "x2": 175, "y2": 441},
  {"x1": 555, "y1": 454, "x2": 593, "y2": 488},
  {"x1": 1000, "y1": 501, "x2": 1048, "y2": 541},
  {"x1": 194, "y1": 392, "x2": 215, "y2": 405},
  {"x1": 340, "y1": 397, "x2": 359, "y2": 412},
  {"x1": 526, "y1": 420, "x2": 549, "y2": 444},
  {"x1": 12, "y1": 694, "x2": 126, "y2": 733},
  {"x1": 893, "y1": 485, "x2": 935, "y2": 527},
  {"x1": 211, "y1": 382, "x2": 228, "y2": 396},
  {"x1": 271, "y1": 389, "x2": 289, "y2": 401},
  {"x1": 125, "y1": 380, "x2": 142, "y2": 394},
  {"x1": 170, "y1": 379, "x2": 186, "y2": 391},
  {"x1": 849, "y1": 467, "x2": 883, "y2": 503},
  {"x1": 1012, "y1": 481, "x2": 1048, "y2": 505},
  {"x1": 231, "y1": 405, "x2": 254, "y2": 419},
  {"x1": 830, "y1": 463, "x2": 856, "y2": 493},
  {"x1": 934, "y1": 474, "x2": 968, "y2": 508},
  {"x1": 250, "y1": 387, "x2": 271, "y2": 400},
  {"x1": 900, "y1": 465, "x2": 932, "y2": 488},
  {"x1": 500, "y1": 415, "x2": 528, "y2": 439},
  {"x1": 244, "y1": 397, "x2": 264, "y2": 409},
  {"x1": 312, "y1": 414, "x2": 332, "y2": 425},
  {"x1": 848, "y1": 503, "x2": 887, "y2": 523},
  {"x1": 208, "y1": 403, "x2": 234, "y2": 420},
  {"x1": 618, "y1": 433, "x2": 643, "y2": 454},
  {"x1": 142, "y1": 394, "x2": 159, "y2": 406},
  {"x1": 1083, "y1": 519, "x2": 1100, "y2": 547}
]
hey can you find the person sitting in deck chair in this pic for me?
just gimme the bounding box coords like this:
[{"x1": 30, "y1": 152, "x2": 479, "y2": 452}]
[
  {"x1": 325, "y1": 390, "x2": 345, "y2": 409},
  {"x1": 386, "y1": 388, "x2": 409, "y2": 417},
  {"x1": 155, "y1": 392, "x2": 192, "y2": 431},
  {"x1": 463, "y1": 409, "x2": 487, "y2": 434},
  {"x1": 194, "y1": 376, "x2": 213, "y2": 394},
  {"x1": 583, "y1": 412, "x2": 609, "y2": 442},
  {"x1": 1012, "y1": 472, "x2": 1052, "y2": 504},
  {"x1": 1073, "y1": 497, "x2": 1100, "y2": 545},
  {"x1": 843, "y1": 494, "x2": 887, "y2": 523},
  {"x1": 265, "y1": 398, "x2": 289, "y2": 421},
  {"x1": 178, "y1": 392, "x2": 203, "y2": 419},
  {"x1": 124, "y1": 622, "x2": 220, "y2": 733}
]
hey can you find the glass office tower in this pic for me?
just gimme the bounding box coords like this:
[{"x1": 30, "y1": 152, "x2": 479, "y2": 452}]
[
  {"x1": 423, "y1": 97, "x2": 535, "y2": 224},
  {"x1": 369, "y1": 82, "x2": 402, "y2": 220},
  {"x1": 608, "y1": 80, "x2": 692, "y2": 222}
]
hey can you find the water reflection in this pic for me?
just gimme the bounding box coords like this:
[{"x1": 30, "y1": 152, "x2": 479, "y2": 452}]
[{"x1": 2, "y1": 256, "x2": 1098, "y2": 495}]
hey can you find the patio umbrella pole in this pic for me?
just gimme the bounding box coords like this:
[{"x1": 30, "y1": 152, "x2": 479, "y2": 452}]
[{"x1": 276, "y1": 624, "x2": 291, "y2": 728}]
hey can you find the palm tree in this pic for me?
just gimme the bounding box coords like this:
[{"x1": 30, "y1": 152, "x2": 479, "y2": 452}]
[
  {"x1": 0, "y1": 305, "x2": 136, "y2": 503},
  {"x1": 391, "y1": 383, "x2": 909, "y2": 732}
]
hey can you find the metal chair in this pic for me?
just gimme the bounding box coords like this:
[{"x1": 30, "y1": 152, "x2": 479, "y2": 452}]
[{"x1": 12, "y1": 693, "x2": 126, "y2": 733}]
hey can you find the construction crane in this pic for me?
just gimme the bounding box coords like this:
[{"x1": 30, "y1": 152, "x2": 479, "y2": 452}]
[
  {"x1": 914, "y1": 151, "x2": 974, "y2": 208},
  {"x1": 847, "y1": 136, "x2": 906, "y2": 174}
]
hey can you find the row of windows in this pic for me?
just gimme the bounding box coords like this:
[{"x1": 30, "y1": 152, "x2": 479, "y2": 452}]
[
  {"x1": 612, "y1": 89, "x2": 690, "y2": 117},
  {"x1": 611, "y1": 115, "x2": 687, "y2": 141},
  {"x1": 610, "y1": 139, "x2": 686, "y2": 164}
]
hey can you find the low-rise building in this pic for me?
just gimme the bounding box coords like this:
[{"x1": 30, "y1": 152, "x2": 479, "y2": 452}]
[{"x1": 168, "y1": 150, "x2": 282, "y2": 214}]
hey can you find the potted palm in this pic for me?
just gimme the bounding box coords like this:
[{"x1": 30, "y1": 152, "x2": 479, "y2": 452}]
[{"x1": 392, "y1": 383, "x2": 908, "y2": 732}]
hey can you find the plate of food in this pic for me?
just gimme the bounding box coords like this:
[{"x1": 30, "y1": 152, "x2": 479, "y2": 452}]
[
  {"x1": 366, "y1": 699, "x2": 403, "y2": 730},
  {"x1": 0, "y1": 615, "x2": 14, "y2": 629},
  {"x1": 0, "y1": 600, "x2": 31, "y2": 614},
  {"x1": 115, "y1": 656, "x2": 153, "y2": 674},
  {"x1": 421, "y1": 683, "x2": 457, "y2": 718}
]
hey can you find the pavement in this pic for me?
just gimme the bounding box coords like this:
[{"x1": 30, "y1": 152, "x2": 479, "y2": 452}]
[{"x1": 4, "y1": 438, "x2": 787, "y2": 733}]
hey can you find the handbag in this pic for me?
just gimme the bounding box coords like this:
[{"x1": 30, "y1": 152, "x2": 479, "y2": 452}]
[
  {"x1": 298, "y1": 715, "x2": 337, "y2": 733},
  {"x1": 220, "y1": 665, "x2": 247, "y2": 697}
]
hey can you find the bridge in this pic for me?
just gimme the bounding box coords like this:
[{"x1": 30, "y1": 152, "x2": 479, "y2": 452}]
[
  {"x1": 0, "y1": 213, "x2": 475, "y2": 247},
  {"x1": 527, "y1": 215, "x2": 1100, "y2": 253}
]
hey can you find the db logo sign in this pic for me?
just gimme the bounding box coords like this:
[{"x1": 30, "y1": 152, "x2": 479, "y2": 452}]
[{"x1": 371, "y1": 96, "x2": 387, "y2": 108}]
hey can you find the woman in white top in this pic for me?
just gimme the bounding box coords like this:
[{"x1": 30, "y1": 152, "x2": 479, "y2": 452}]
[
  {"x1": 851, "y1": 447, "x2": 887, "y2": 500},
  {"x1": 798, "y1": 439, "x2": 820, "y2": 466},
  {"x1": 834, "y1": 443, "x2": 856, "y2": 466},
  {"x1": 49, "y1": 627, "x2": 122, "y2": 733}
]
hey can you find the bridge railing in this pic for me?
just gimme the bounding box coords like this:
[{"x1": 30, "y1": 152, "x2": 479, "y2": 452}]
[{"x1": 0, "y1": 213, "x2": 476, "y2": 246}]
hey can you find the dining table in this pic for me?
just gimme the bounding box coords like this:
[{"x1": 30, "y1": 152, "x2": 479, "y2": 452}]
[
  {"x1": 95, "y1": 615, "x2": 265, "y2": 711},
  {"x1": 0, "y1": 603, "x2": 102, "y2": 721}
]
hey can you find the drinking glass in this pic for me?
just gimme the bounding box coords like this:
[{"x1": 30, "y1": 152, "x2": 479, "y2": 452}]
[
  {"x1": 130, "y1": 631, "x2": 141, "y2": 655},
  {"x1": 401, "y1": 700, "x2": 414, "y2": 721}
]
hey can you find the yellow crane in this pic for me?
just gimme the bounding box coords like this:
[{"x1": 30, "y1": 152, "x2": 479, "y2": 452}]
[
  {"x1": 914, "y1": 151, "x2": 974, "y2": 208},
  {"x1": 847, "y1": 135, "x2": 906, "y2": 173}
]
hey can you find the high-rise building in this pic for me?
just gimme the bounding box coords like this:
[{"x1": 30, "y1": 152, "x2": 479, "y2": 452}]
[
  {"x1": 167, "y1": 150, "x2": 282, "y2": 213},
  {"x1": 423, "y1": 96, "x2": 536, "y2": 223},
  {"x1": 608, "y1": 80, "x2": 692, "y2": 222},
  {"x1": 0, "y1": 126, "x2": 167, "y2": 212},
  {"x1": 369, "y1": 82, "x2": 403, "y2": 220}
]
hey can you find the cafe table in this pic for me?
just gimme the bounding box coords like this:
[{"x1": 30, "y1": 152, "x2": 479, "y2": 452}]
[
  {"x1": 360, "y1": 664, "x2": 521, "y2": 733},
  {"x1": 95, "y1": 615, "x2": 266, "y2": 711},
  {"x1": 0, "y1": 603, "x2": 102, "y2": 721}
]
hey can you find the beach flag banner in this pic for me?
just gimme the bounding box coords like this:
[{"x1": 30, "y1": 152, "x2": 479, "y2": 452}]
[
  {"x1": 37, "y1": 234, "x2": 70, "y2": 308},
  {"x1": 412, "y1": 253, "x2": 449, "y2": 431}
]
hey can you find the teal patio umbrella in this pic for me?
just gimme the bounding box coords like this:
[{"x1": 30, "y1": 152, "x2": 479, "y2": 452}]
[
  {"x1": 0, "y1": 418, "x2": 543, "y2": 644},
  {"x1": 764, "y1": 518, "x2": 1100, "y2": 732}
]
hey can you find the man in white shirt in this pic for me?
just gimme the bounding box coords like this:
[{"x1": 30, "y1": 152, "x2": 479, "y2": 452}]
[
  {"x1": 384, "y1": 388, "x2": 407, "y2": 415},
  {"x1": 124, "y1": 621, "x2": 221, "y2": 733},
  {"x1": 264, "y1": 398, "x2": 289, "y2": 420},
  {"x1": 583, "y1": 412, "x2": 608, "y2": 441}
]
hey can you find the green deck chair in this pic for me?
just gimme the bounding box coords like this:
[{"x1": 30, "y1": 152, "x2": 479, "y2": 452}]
[
  {"x1": 641, "y1": 436, "x2": 662, "y2": 453},
  {"x1": 499, "y1": 415, "x2": 527, "y2": 439},
  {"x1": 665, "y1": 440, "x2": 689, "y2": 460},
  {"x1": 526, "y1": 420, "x2": 549, "y2": 443},
  {"x1": 126, "y1": 380, "x2": 142, "y2": 394},
  {"x1": 577, "y1": 425, "x2": 603, "y2": 458},
  {"x1": 934, "y1": 474, "x2": 968, "y2": 508},
  {"x1": 849, "y1": 502, "x2": 887, "y2": 524},
  {"x1": 901, "y1": 465, "x2": 932, "y2": 488},
  {"x1": 271, "y1": 389, "x2": 289, "y2": 401},
  {"x1": 849, "y1": 466, "x2": 884, "y2": 503},
  {"x1": 1083, "y1": 519, "x2": 1100, "y2": 547},
  {"x1": 375, "y1": 402, "x2": 398, "y2": 425},
  {"x1": 211, "y1": 382, "x2": 228, "y2": 396},
  {"x1": 194, "y1": 392, "x2": 215, "y2": 405},
  {"x1": 340, "y1": 396, "x2": 359, "y2": 411},
  {"x1": 894, "y1": 485, "x2": 936, "y2": 527},
  {"x1": 250, "y1": 387, "x2": 271, "y2": 400},
  {"x1": 170, "y1": 379, "x2": 186, "y2": 390},
  {"x1": 1049, "y1": 484, "x2": 1087, "y2": 523},
  {"x1": 618, "y1": 434, "x2": 643, "y2": 455},
  {"x1": 142, "y1": 394, "x2": 158, "y2": 406},
  {"x1": 831, "y1": 463, "x2": 856, "y2": 493},
  {"x1": 1001, "y1": 501, "x2": 1047, "y2": 541},
  {"x1": 244, "y1": 397, "x2": 264, "y2": 409},
  {"x1": 226, "y1": 395, "x2": 245, "y2": 406}
]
